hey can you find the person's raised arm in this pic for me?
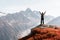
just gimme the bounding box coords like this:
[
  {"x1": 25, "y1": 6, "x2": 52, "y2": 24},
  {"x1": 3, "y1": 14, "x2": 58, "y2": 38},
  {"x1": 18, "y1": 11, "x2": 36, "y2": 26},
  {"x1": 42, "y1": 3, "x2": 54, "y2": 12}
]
[{"x1": 44, "y1": 11, "x2": 46, "y2": 15}]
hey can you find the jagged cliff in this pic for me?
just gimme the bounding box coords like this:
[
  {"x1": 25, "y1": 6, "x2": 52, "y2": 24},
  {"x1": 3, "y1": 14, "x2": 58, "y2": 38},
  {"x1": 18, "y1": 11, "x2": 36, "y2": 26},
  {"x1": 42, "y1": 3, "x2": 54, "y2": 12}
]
[{"x1": 18, "y1": 24, "x2": 60, "y2": 40}]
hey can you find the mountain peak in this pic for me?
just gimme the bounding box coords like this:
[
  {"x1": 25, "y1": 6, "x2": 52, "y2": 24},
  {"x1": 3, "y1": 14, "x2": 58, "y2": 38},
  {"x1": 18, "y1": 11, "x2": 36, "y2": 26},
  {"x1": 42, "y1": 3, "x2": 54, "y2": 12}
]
[
  {"x1": 18, "y1": 24, "x2": 60, "y2": 40},
  {"x1": 25, "y1": 8, "x2": 32, "y2": 12}
]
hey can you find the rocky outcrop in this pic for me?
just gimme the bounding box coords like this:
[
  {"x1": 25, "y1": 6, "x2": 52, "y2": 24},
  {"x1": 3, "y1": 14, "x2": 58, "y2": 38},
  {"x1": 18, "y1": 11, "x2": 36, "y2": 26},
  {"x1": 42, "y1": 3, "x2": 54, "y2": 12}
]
[{"x1": 18, "y1": 24, "x2": 60, "y2": 40}]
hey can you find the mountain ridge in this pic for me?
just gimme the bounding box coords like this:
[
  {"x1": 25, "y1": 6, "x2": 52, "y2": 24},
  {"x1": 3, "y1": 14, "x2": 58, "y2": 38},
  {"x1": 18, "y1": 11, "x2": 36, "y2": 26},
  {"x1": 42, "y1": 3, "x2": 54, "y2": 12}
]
[
  {"x1": 18, "y1": 24, "x2": 60, "y2": 40},
  {"x1": 0, "y1": 8, "x2": 54, "y2": 40}
]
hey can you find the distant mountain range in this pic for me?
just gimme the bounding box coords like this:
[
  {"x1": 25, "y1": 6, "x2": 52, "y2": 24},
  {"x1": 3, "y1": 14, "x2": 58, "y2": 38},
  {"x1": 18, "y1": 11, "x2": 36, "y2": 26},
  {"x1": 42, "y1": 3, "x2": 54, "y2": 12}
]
[
  {"x1": 0, "y1": 18, "x2": 17, "y2": 40},
  {"x1": 47, "y1": 16, "x2": 60, "y2": 26},
  {"x1": 0, "y1": 8, "x2": 55, "y2": 40}
]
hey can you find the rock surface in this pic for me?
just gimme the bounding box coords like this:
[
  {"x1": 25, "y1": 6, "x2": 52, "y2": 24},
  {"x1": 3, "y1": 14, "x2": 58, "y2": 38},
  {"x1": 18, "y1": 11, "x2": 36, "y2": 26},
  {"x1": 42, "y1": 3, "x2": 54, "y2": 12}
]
[{"x1": 18, "y1": 24, "x2": 60, "y2": 40}]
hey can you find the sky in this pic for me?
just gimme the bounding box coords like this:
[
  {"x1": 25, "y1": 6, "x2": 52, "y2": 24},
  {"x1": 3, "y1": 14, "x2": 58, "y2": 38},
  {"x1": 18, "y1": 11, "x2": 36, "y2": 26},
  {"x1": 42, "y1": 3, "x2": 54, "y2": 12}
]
[{"x1": 0, "y1": 0, "x2": 60, "y2": 17}]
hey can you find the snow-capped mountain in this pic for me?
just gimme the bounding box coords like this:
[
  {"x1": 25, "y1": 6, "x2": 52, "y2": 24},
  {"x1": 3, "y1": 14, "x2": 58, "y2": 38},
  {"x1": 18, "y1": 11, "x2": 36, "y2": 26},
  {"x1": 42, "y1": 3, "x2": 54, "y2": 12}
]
[
  {"x1": 47, "y1": 16, "x2": 60, "y2": 26},
  {"x1": 0, "y1": 18, "x2": 18, "y2": 40},
  {"x1": 0, "y1": 8, "x2": 54, "y2": 40}
]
